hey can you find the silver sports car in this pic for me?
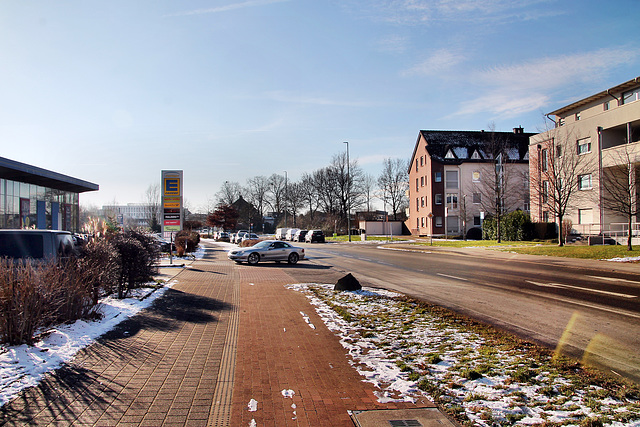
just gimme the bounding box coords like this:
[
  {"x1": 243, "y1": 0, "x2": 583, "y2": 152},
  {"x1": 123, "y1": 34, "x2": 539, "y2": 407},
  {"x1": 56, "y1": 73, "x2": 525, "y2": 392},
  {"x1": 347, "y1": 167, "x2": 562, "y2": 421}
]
[{"x1": 227, "y1": 240, "x2": 305, "y2": 265}]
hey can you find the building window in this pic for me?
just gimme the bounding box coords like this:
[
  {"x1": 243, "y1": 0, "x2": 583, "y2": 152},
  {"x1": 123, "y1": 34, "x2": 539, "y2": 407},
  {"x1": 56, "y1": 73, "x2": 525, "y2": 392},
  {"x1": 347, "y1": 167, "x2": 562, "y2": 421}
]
[
  {"x1": 421, "y1": 196, "x2": 425, "y2": 207},
  {"x1": 579, "y1": 208, "x2": 592, "y2": 224},
  {"x1": 415, "y1": 159, "x2": 418, "y2": 172},
  {"x1": 542, "y1": 181, "x2": 549, "y2": 203},
  {"x1": 420, "y1": 156, "x2": 424, "y2": 167},
  {"x1": 604, "y1": 101, "x2": 610, "y2": 111},
  {"x1": 435, "y1": 216, "x2": 443, "y2": 227},
  {"x1": 556, "y1": 145, "x2": 562, "y2": 157},
  {"x1": 416, "y1": 198, "x2": 419, "y2": 211},
  {"x1": 577, "y1": 138, "x2": 591, "y2": 155},
  {"x1": 445, "y1": 170, "x2": 458, "y2": 189},
  {"x1": 622, "y1": 87, "x2": 640, "y2": 104},
  {"x1": 421, "y1": 176, "x2": 424, "y2": 187},
  {"x1": 472, "y1": 171, "x2": 480, "y2": 182},
  {"x1": 434, "y1": 172, "x2": 442, "y2": 182},
  {"x1": 578, "y1": 174, "x2": 592, "y2": 190},
  {"x1": 446, "y1": 193, "x2": 458, "y2": 209},
  {"x1": 575, "y1": 112, "x2": 581, "y2": 121},
  {"x1": 543, "y1": 211, "x2": 550, "y2": 222},
  {"x1": 471, "y1": 150, "x2": 481, "y2": 160},
  {"x1": 541, "y1": 149, "x2": 548, "y2": 171},
  {"x1": 416, "y1": 178, "x2": 419, "y2": 191},
  {"x1": 473, "y1": 192, "x2": 481, "y2": 204},
  {"x1": 421, "y1": 217, "x2": 425, "y2": 227},
  {"x1": 558, "y1": 117, "x2": 565, "y2": 127},
  {"x1": 473, "y1": 215, "x2": 481, "y2": 226},
  {"x1": 435, "y1": 194, "x2": 442, "y2": 205}
]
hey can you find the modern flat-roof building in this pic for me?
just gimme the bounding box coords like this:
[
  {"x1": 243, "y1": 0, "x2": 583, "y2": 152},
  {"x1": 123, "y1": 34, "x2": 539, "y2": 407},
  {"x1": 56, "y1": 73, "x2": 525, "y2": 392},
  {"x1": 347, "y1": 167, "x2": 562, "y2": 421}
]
[
  {"x1": 0, "y1": 157, "x2": 99, "y2": 232},
  {"x1": 407, "y1": 128, "x2": 532, "y2": 237},
  {"x1": 529, "y1": 77, "x2": 640, "y2": 243}
]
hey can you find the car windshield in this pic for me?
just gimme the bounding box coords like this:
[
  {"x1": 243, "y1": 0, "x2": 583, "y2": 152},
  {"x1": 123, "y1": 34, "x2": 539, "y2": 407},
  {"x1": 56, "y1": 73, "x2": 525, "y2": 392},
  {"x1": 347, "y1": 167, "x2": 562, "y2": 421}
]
[{"x1": 252, "y1": 241, "x2": 273, "y2": 249}]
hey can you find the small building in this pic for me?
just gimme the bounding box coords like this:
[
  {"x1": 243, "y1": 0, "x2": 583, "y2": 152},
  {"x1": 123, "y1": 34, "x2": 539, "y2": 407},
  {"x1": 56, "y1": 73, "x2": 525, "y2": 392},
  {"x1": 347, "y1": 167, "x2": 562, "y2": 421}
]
[{"x1": 0, "y1": 157, "x2": 98, "y2": 232}]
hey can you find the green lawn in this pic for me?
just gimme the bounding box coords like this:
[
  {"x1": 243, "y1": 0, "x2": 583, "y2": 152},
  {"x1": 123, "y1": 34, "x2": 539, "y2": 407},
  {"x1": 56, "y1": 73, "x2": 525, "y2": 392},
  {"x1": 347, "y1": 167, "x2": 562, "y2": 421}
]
[
  {"x1": 409, "y1": 239, "x2": 549, "y2": 248},
  {"x1": 506, "y1": 244, "x2": 639, "y2": 260}
]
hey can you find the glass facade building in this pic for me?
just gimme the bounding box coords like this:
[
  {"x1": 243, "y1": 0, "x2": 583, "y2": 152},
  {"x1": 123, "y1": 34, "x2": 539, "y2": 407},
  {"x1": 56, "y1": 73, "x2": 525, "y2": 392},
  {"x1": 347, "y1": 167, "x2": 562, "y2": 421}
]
[{"x1": 0, "y1": 157, "x2": 98, "y2": 232}]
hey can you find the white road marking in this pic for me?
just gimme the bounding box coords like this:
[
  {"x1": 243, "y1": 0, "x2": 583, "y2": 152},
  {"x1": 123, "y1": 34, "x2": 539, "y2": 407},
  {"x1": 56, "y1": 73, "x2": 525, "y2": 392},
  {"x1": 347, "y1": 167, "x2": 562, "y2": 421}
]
[
  {"x1": 437, "y1": 273, "x2": 468, "y2": 281},
  {"x1": 587, "y1": 275, "x2": 640, "y2": 286},
  {"x1": 526, "y1": 281, "x2": 637, "y2": 299}
]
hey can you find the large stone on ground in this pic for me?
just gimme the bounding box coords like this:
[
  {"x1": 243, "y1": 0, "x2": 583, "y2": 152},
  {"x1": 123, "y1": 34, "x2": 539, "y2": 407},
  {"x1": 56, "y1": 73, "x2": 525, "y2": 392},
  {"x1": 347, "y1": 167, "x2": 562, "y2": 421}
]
[{"x1": 334, "y1": 273, "x2": 362, "y2": 291}]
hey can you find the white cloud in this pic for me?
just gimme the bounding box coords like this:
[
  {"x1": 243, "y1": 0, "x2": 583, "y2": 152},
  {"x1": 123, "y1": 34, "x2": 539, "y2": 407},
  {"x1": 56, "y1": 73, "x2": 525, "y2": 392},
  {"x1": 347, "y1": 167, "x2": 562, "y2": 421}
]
[
  {"x1": 402, "y1": 48, "x2": 464, "y2": 76},
  {"x1": 452, "y1": 46, "x2": 640, "y2": 118},
  {"x1": 357, "y1": 0, "x2": 558, "y2": 25},
  {"x1": 263, "y1": 91, "x2": 381, "y2": 108},
  {"x1": 168, "y1": 0, "x2": 290, "y2": 17},
  {"x1": 375, "y1": 34, "x2": 409, "y2": 54}
]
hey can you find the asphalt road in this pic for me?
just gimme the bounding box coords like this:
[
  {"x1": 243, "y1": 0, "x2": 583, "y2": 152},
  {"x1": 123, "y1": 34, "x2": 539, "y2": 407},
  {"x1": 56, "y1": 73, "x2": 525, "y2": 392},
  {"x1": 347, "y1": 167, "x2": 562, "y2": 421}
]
[{"x1": 284, "y1": 241, "x2": 640, "y2": 384}]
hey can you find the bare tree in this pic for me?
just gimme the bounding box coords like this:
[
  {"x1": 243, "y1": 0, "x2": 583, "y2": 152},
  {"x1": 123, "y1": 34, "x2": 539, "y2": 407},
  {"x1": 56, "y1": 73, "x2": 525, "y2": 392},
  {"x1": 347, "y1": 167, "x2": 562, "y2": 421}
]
[
  {"x1": 468, "y1": 125, "x2": 529, "y2": 242},
  {"x1": 267, "y1": 173, "x2": 287, "y2": 224},
  {"x1": 601, "y1": 145, "x2": 640, "y2": 250},
  {"x1": 144, "y1": 184, "x2": 161, "y2": 232},
  {"x1": 312, "y1": 167, "x2": 339, "y2": 216},
  {"x1": 530, "y1": 126, "x2": 596, "y2": 246},
  {"x1": 216, "y1": 181, "x2": 242, "y2": 206},
  {"x1": 377, "y1": 158, "x2": 408, "y2": 220},
  {"x1": 244, "y1": 175, "x2": 270, "y2": 224},
  {"x1": 285, "y1": 182, "x2": 306, "y2": 227},
  {"x1": 361, "y1": 173, "x2": 376, "y2": 213},
  {"x1": 330, "y1": 152, "x2": 364, "y2": 225},
  {"x1": 299, "y1": 172, "x2": 319, "y2": 223}
]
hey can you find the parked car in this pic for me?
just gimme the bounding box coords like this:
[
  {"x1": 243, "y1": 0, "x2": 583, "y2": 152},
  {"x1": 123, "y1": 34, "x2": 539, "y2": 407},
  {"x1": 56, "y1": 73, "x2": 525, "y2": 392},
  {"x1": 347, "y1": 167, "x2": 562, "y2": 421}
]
[
  {"x1": 293, "y1": 229, "x2": 308, "y2": 242},
  {"x1": 0, "y1": 229, "x2": 77, "y2": 262},
  {"x1": 275, "y1": 228, "x2": 290, "y2": 240},
  {"x1": 285, "y1": 228, "x2": 299, "y2": 241},
  {"x1": 216, "y1": 231, "x2": 230, "y2": 242},
  {"x1": 305, "y1": 229, "x2": 325, "y2": 243},
  {"x1": 153, "y1": 235, "x2": 176, "y2": 252},
  {"x1": 241, "y1": 233, "x2": 260, "y2": 243},
  {"x1": 228, "y1": 240, "x2": 305, "y2": 265},
  {"x1": 234, "y1": 232, "x2": 248, "y2": 244}
]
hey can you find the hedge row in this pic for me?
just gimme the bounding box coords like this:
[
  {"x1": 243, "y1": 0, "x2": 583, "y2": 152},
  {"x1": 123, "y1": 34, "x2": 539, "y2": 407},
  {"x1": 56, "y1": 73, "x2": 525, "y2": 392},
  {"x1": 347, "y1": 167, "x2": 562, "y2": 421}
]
[{"x1": 0, "y1": 229, "x2": 160, "y2": 346}]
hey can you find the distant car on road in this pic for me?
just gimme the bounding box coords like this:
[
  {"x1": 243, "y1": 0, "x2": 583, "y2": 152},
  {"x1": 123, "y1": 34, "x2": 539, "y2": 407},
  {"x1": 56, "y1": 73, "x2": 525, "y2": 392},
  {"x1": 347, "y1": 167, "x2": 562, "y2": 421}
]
[
  {"x1": 293, "y1": 229, "x2": 308, "y2": 242},
  {"x1": 305, "y1": 229, "x2": 325, "y2": 243},
  {"x1": 241, "y1": 233, "x2": 260, "y2": 243},
  {"x1": 216, "y1": 231, "x2": 230, "y2": 242},
  {"x1": 227, "y1": 240, "x2": 305, "y2": 265}
]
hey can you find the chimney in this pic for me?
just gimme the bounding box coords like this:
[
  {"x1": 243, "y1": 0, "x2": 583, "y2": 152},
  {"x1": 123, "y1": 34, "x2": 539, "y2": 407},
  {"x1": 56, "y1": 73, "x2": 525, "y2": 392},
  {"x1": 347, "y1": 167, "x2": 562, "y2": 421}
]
[{"x1": 513, "y1": 126, "x2": 524, "y2": 134}]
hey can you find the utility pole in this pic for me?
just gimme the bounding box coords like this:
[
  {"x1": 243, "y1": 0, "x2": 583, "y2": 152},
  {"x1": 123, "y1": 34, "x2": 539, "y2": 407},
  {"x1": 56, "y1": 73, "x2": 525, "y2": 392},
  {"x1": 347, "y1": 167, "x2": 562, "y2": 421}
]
[{"x1": 344, "y1": 141, "x2": 351, "y2": 242}]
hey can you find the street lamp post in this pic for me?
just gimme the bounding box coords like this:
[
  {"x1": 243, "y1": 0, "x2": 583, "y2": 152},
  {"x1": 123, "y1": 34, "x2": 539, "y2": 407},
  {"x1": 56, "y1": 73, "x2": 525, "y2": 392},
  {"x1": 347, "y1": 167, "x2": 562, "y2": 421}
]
[
  {"x1": 344, "y1": 141, "x2": 351, "y2": 242},
  {"x1": 284, "y1": 171, "x2": 288, "y2": 228}
]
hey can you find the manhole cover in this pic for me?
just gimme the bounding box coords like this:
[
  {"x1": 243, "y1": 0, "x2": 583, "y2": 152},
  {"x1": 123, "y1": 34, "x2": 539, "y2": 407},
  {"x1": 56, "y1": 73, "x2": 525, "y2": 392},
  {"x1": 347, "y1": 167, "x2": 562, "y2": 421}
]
[{"x1": 349, "y1": 408, "x2": 457, "y2": 427}]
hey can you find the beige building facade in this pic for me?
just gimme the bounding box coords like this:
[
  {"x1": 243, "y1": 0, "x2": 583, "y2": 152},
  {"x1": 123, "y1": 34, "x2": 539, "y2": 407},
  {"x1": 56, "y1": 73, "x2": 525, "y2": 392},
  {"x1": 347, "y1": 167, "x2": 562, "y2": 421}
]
[{"x1": 529, "y1": 77, "x2": 640, "y2": 241}]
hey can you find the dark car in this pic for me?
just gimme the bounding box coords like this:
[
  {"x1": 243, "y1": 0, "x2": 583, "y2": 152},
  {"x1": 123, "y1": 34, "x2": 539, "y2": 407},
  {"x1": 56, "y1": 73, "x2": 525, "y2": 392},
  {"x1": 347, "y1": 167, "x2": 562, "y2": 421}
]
[
  {"x1": 0, "y1": 229, "x2": 76, "y2": 262},
  {"x1": 305, "y1": 229, "x2": 325, "y2": 243}
]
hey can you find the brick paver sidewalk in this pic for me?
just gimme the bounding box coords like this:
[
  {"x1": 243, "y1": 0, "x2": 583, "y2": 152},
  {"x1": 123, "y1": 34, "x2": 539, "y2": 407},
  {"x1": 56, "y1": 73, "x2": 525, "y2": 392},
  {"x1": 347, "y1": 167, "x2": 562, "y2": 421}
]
[
  {"x1": 0, "y1": 242, "x2": 433, "y2": 426},
  {"x1": 0, "y1": 244, "x2": 236, "y2": 426},
  {"x1": 231, "y1": 262, "x2": 432, "y2": 426}
]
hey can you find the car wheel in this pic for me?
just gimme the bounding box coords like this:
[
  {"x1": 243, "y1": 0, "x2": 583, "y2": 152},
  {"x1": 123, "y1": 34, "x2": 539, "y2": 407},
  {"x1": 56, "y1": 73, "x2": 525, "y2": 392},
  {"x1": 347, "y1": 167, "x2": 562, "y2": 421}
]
[
  {"x1": 247, "y1": 252, "x2": 260, "y2": 265},
  {"x1": 287, "y1": 252, "x2": 299, "y2": 264}
]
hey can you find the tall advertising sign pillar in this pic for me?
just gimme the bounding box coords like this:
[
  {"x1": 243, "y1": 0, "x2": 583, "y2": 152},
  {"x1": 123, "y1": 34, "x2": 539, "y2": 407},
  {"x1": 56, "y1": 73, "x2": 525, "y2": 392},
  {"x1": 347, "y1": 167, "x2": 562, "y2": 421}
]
[{"x1": 161, "y1": 170, "x2": 184, "y2": 240}]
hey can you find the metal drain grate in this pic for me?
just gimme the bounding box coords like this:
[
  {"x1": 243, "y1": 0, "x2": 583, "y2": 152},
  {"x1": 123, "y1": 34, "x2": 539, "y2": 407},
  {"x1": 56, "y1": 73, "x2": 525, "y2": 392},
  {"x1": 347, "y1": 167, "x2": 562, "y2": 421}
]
[{"x1": 389, "y1": 420, "x2": 423, "y2": 427}]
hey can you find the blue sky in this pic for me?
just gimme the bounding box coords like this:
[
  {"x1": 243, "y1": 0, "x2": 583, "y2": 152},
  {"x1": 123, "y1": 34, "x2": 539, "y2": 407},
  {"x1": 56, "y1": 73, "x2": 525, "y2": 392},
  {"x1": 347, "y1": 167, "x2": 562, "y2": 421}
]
[{"x1": 1, "y1": 0, "x2": 639, "y2": 213}]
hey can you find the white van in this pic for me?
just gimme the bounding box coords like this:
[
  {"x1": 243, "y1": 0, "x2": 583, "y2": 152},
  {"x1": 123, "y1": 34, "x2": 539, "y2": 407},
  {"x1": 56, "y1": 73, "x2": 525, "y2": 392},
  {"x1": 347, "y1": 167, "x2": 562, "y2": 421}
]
[
  {"x1": 275, "y1": 228, "x2": 290, "y2": 240},
  {"x1": 285, "y1": 228, "x2": 300, "y2": 241}
]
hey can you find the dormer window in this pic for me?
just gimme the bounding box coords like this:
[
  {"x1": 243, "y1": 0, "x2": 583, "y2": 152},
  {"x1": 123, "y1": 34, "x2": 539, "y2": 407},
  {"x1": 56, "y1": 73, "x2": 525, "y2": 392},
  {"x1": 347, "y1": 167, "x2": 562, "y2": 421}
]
[
  {"x1": 471, "y1": 150, "x2": 481, "y2": 160},
  {"x1": 445, "y1": 149, "x2": 455, "y2": 159},
  {"x1": 575, "y1": 112, "x2": 581, "y2": 121}
]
